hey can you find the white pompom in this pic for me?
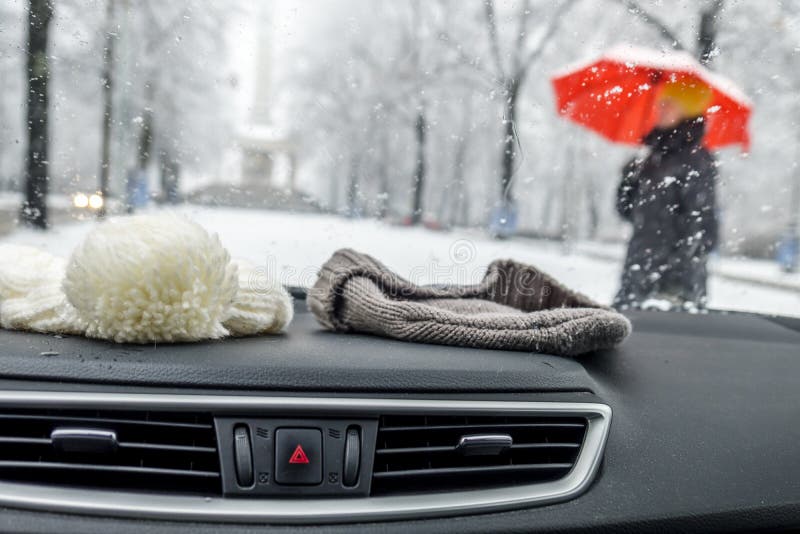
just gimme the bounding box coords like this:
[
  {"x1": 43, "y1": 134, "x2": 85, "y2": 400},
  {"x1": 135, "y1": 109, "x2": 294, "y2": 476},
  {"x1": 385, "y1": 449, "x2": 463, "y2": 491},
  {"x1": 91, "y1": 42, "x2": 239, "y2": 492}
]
[{"x1": 63, "y1": 214, "x2": 238, "y2": 343}]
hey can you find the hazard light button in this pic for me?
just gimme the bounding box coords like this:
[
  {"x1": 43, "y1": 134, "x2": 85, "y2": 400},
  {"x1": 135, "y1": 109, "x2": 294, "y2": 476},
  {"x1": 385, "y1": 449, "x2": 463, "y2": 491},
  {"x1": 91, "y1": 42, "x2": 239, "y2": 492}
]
[{"x1": 274, "y1": 428, "x2": 323, "y2": 485}]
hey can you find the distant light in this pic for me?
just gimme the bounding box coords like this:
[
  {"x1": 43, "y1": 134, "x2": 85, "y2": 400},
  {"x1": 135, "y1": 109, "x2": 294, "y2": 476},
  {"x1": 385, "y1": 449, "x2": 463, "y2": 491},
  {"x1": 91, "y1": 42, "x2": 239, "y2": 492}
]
[
  {"x1": 89, "y1": 193, "x2": 104, "y2": 210},
  {"x1": 73, "y1": 193, "x2": 89, "y2": 208}
]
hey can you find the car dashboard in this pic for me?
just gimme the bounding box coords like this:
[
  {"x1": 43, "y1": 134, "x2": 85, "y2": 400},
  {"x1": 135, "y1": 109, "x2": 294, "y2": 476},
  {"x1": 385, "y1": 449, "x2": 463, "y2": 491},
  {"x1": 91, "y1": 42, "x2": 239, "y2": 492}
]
[{"x1": 0, "y1": 299, "x2": 797, "y2": 533}]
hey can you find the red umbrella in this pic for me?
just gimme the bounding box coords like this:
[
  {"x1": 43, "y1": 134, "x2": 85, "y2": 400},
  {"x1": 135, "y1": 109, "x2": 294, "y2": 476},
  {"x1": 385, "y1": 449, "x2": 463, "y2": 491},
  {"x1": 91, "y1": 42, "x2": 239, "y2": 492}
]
[{"x1": 551, "y1": 44, "x2": 752, "y2": 151}]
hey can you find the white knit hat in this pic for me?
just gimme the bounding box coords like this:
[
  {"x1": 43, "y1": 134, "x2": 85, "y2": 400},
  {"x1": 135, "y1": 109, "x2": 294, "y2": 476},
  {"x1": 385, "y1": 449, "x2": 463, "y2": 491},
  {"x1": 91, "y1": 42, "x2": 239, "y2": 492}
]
[{"x1": 0, "y1": 214, "x2": 293, "y2": 343}]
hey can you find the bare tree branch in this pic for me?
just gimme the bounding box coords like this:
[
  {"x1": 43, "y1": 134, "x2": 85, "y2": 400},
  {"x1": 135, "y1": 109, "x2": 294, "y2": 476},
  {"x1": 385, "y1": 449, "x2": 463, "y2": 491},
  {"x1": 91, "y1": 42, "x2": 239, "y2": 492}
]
[
  {"x1": 518, "y1": 0, "x2": 579, "y2": 79},
  {"x1": 483, "y1": 0, "x2": 506, "y2": 79},
  {"x1": 351, "y1": 38, "x2": 491, "y2": 119},
  {"x1": 613, "y1": 0, "x2": 686, "y2": 51},
  {"x1": 697, "y1": 0, "x2": 725, "y2": 65},
  {"x1": 510, "y1": 0, "x2": 532, "y2": 74},
  {"x1": 143, "y1": 1, "x2": 192, "y2": 54},
  {"x1": 435, "y1": 29, "x2": 499, "y2": 85}
]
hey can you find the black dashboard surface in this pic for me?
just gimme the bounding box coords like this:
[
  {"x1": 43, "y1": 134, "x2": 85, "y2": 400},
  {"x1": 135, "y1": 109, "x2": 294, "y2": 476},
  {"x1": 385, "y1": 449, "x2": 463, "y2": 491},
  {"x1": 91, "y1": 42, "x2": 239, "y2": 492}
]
[
  {"x1": 0, "y1": 306, "x2": 594, "y2": 393},
  {"x1": 0, "y1": 306, "x2": 798, "y2": 533}
]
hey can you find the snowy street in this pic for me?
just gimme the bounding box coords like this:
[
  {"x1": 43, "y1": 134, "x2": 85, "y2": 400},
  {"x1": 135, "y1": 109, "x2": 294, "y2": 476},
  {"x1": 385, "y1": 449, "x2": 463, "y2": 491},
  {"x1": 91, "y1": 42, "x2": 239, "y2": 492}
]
[
  {"x1": 3, "y1": 2, "x2": 799, "y2": 321},
  {"x1": 3, "y1": 205, "x2": 798, "y2": 319}
]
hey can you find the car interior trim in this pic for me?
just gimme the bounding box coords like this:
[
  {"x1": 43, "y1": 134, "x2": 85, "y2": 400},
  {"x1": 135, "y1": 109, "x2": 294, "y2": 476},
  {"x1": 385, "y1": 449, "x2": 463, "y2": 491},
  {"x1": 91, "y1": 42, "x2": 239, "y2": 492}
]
[{"x1": 0, "y1": 390, "x2": 611, "y2": 524}]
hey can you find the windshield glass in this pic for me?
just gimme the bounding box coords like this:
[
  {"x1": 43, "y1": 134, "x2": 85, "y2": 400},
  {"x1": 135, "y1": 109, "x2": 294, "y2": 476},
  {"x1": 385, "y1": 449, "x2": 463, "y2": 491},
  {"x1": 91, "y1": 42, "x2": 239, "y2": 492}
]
[{"x1": 1, "y1": 0, "x2": 798, "y2": 318}]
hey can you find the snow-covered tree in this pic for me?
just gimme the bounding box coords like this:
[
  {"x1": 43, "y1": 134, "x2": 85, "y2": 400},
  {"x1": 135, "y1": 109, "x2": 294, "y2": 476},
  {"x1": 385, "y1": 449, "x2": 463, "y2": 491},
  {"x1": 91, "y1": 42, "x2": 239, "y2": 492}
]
[
  {"x1": 283, "y1": 0, "x2": 478, "y2": 223},
  {"x1": 0, "y1": 2, "x2": 26, "y2": 191},
  {"x1": 20, "y1": 0, "x2": 54, "y2": 228},
  {"x1": 110, "y1": 0, "x2": 238, "y2": 201},
  {"x1": 2, "y1": 0, "x2": 239, "y2": 211}
]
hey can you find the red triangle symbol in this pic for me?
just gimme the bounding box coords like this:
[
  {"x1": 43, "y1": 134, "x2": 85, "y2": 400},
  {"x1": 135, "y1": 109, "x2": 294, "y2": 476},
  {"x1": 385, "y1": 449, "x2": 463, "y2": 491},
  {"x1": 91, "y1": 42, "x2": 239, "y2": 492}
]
[{"x1": 288, "y1": 444, "x2": 310, "y2": 464}]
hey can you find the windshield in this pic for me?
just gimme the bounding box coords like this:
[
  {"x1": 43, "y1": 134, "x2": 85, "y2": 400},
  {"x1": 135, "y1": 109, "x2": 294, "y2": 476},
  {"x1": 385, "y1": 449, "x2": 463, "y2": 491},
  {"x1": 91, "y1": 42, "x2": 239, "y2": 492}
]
[{"x1": 1, "y1": 0, "x2": 798, "y2": 318}]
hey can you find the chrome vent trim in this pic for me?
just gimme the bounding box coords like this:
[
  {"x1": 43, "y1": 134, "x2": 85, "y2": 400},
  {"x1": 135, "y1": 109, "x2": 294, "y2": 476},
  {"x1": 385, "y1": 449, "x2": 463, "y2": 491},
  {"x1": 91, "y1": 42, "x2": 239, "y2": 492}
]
[
  {"x1": 0, "y1": 407, "x2": 220, "y2": 494},
  {"x1": 373, "y1": 414, "x2": 588, "y2": 494},
  {"x1": 0, "y1": 391, "x2": 611, "y2": 524}
]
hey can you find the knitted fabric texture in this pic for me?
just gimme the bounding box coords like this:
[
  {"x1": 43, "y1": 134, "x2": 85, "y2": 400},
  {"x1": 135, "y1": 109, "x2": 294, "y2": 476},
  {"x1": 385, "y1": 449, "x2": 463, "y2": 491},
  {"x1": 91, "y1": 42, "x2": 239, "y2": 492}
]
[
  {"x1": 308, "y1": 249, "x2": 631, "y2": 356},
  {"x1": 0, "y1": 245, "x2": 85, "y2": 335},
  {"x1": 0, "y1": 214, "x2": 293, "y2": 343}
]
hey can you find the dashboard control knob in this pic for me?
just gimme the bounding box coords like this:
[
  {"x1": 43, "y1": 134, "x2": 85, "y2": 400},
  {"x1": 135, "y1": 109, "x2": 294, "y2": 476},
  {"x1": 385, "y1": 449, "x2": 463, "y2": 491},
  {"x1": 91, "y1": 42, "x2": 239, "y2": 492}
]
[
  {"x1": 233, "y1": 425, "x2": 254, "y2": 487},
  {"x1": 342, "y1": 427, "x2": 361, "y2": 487}
]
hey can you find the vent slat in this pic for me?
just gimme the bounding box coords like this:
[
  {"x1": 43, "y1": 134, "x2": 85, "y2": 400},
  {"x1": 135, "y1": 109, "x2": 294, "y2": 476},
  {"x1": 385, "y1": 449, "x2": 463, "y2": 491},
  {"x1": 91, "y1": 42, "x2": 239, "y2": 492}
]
[
  {"x1": 378, "y1": 423, "x2": 585, "y2": 432},
  {"x1": 0, "y1": 413, "x2": 212, "y2": 430},
  {"x1": 0, "y1": 461, "x2": 219, "y2": 478},
  {"x1": 0, "y1": 409, "x2": 221, "y2": 495},
  {"x1": 376, "y1": 442, "x2": 581, "y2": 455},
  {"x1": 118, "y1": 442, "x2": 218, "y2": 454},
  {"x1": 376, "y1": 445, "x2": 454, "y2": 455},
  {"x1": 0, "y1": 437, "x2": 216, "y2": 455},
  {"x1": 372, "y1": 414, "x2": 587, "y2": 495},
  {"x1": 372, "y1": 463, "x2": 574, "y2": 479},
  {"x1": 0, "y1": 437, "x2": 51, "y2": 446},
  {"x1": 513, "y1": 442, "x2": 581, "y2": 450}
]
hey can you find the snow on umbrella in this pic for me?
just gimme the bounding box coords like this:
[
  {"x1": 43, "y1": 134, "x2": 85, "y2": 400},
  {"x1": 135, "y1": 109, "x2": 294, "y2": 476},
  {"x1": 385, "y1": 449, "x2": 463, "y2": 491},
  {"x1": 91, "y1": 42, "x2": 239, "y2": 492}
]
[{"x1": 551, "y1": 44, "x2": 752, "y2": 151}]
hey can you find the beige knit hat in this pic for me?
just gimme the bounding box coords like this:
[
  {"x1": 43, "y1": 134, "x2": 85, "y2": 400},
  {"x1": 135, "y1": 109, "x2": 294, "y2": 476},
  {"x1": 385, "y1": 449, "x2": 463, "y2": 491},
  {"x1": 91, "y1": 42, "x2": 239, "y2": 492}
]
[{"x1": 308, "y1": 249, "x2": 631, "y2": 356}]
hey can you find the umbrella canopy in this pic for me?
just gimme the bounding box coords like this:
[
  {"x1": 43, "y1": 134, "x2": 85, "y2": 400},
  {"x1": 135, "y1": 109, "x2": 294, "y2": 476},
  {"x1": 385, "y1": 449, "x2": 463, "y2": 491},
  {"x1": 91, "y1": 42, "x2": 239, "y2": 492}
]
[{"x1": 551, "y1": 44, "x2": 752, "y2": 151}]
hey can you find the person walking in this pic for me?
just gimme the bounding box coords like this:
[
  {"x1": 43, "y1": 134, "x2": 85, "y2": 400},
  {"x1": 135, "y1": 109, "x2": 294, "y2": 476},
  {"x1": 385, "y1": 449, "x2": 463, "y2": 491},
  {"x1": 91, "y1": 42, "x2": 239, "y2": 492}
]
[{"x1": 613, "y1": 78, "x2": 719, "y2": 310}]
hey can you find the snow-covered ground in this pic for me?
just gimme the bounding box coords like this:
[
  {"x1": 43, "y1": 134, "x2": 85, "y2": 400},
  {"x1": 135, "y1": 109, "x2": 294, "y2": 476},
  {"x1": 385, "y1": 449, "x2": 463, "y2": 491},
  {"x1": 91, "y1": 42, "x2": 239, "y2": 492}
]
[
  {"x1": 576, "y1": 241, "x2": 800, "y2": 292},
  {"x1": 2, "y1": 205, "x2": 798, "y2": 318},
  {"x1": 0, "y1": 192, "x2": 75, "y2": 210}
]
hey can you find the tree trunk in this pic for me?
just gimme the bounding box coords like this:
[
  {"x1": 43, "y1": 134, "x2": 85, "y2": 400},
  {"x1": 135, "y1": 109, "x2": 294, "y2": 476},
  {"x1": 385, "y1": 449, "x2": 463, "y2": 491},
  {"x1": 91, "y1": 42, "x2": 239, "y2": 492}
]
[
  {"x1": 20, "y1": 0, "x2": 53, "y2": 229},
  {"x1": 376, "y1": 132, "x2": 390, "y2": 219},
  {"x1": 500, "y1": 82, "x2": 519, "y2": 207},
  {"x1": 137, "y1": 107, "x2": 153, "y2": 169},
  {"x1": 585, "y1": 179, "x2": 600, "y2": 240},
  {"x1": 787, "y1": 97, "x2": 800, "y2": 272},
  {"x1": 697, "y1": 0, "x2": 724, "y2": 65},
  {"x1": 328, "y1": 161, "x2": 341, "y2": 213},
  {"x1": 459, "y1": 190, "x2": 470, "y2": 227},
  {"x1": 454, "y1": 96, "x2": 473, "y2": 227},
  {"x1": 97, "y1": 0, "x2": 116, "y2": 218},
  {"x1": 559, "y1": 142, "x2": 576, "y2": 253},
  {"x1": 409, "y1": 109, "x2": 427, "y2": 225},
  {"x1": 0, "y1": 73, "x2": 7, "y2": 190},
  {"x1": 346, "y1": 153, "x2": 361, "y2": 218},
  {"x1": 287, "y1": 152, "x2": 297, "y2": 194},
  {"x1": 541, "y1": 184, "x2": 555, "y2": 233},
  {"x1": 580, "y1": 145, "x2": 600, "y2": 239},
  {"x1": 159, "y1": 150, "x2": 179, "y2": 204},
  {"x1": 447, "y1": 134, "x2": 468, "y2": 227},
  {"x1": 125, "y1": 100, "x2": 152, "y2": 213}
]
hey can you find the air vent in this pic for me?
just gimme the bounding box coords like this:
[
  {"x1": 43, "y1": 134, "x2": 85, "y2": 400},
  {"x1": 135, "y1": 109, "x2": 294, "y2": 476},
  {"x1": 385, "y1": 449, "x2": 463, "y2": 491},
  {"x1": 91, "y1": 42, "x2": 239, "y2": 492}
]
[
  {"x1": 0, "y1": 393, "x2": 611, "y2": 522},
  {"x1": 0, "y1": 408, "x2": 220, "y2": 495},
  {"x1": 372, "y1": 414, "x2": 588, "y2": 495}
]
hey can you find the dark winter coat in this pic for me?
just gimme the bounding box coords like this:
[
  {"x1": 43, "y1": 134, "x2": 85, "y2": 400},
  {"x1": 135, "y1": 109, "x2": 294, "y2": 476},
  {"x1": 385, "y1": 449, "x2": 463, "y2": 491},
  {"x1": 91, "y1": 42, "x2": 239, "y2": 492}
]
[{"x1": 614, "y1": 118, "x2": 718, "y2": 308}]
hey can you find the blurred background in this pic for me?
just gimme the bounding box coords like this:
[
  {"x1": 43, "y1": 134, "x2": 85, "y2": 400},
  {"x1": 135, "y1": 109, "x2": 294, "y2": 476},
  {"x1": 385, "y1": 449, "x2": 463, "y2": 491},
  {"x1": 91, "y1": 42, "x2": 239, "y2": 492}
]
[{"x1": 0, "y1": 0, "x2": 799, "y2": 314}]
